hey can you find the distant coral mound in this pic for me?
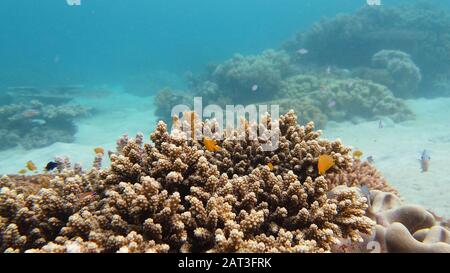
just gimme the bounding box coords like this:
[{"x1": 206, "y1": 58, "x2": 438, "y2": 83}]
[
  {"x1": 284, "y1": 3, "x2": 450, "y2": 95},
  {"x1": 0, "y1": 100, "x2": 90, "y2": 150}
]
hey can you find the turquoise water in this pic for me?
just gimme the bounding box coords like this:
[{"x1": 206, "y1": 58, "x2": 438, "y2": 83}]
[
  {"x1": 0, "y1": 0, "x2": 430, "y2": 87},
  {"x1": 1, "y1": 0, "x2": 450, "y2": 216}
]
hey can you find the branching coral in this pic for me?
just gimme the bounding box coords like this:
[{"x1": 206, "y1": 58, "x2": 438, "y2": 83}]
[
  {"x1": 0, "y1": 111, "x2": 377, "y2": 253},
  {"x1": 0, "y1": 100, "x2": 90, "y2": 150}
]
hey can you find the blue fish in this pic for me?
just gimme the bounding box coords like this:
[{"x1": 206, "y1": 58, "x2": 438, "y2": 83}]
[{"x1": 45, "y1": 161, "x2": 59, "y2": 171}]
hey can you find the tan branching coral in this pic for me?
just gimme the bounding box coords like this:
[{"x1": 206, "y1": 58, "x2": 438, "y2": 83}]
[{"x1": 1, "y1": 111, "x2": 378, "y2": 253}]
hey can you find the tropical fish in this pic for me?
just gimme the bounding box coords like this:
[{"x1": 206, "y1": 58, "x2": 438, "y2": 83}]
[
  {"x1": 318, "y1": 155, "x2": 335, "y2": 175},
  {"x1": 203, "y1": 137, "x2": 221, "y2": 152},
  {"x1": 251, "y1": 84, "x2": 258, "y2": 91},
  {"x1": 353, "y1": 150, "x2": 363, "y2": 159},
  {"x1": 45, "y1": 161, "x2": 59, "y2": 172},
  {"x1": 326, "y1": 66, "x2": 331, "y2": 75},
  {"x1": 367, "y1": 156, "x2": 374, "y2": 164},
  {"x1": 267, "y1": 162, "x2": 274, "y2": 171},
  {"x1": 18, "y1": 169, "x2": 27, "y2": 174},
  {"x1": 26, "y1": 161, "x2": 37, "y2": 171},
  {"x1": 378, "y1": 120, "x2": 384, "y2": 129},
  {"x1": 94, "y1": 147, "x2": 105, "y2": 155},
  {"x1": 419, "y1": 150, "x2": 430, "y2": 172},
  {"x1": 297, "y1": 48, "x2": 309, "y2": 55}
]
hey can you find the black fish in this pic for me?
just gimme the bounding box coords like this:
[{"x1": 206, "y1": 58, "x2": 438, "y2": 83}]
[{"x1": 45, "y1": 161, "x2": 59, "y2": 171}]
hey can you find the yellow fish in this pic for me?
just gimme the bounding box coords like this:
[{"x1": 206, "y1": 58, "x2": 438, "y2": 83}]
[
  {"x1": 353, "y1": 150, "x2": 363, "y2": 159},
  {"x1": 203, "y1": 137, "x2": 221, "y2": 152},
  {"x1": 94, "y1": 147, "x2": 105, "y2": 155},
  {"x1": 318, "y1": 155, "x2": 335, "y2": 175},
  {"x1": 26, "y1": 161, "x2": 37, "y2": 171},
  {"x1": 18, "y1": 169, "x2": 27, "y2": 174},
  {"x1": 267, "y1": 162, "x2": 274, "y2": 171}
]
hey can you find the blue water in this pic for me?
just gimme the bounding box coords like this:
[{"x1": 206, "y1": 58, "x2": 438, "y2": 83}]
[{"x1": 1, "y1": 0, "x2": 437, "y2": 88}]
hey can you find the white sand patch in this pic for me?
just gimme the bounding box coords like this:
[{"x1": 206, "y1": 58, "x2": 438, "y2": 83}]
[{"x1": 323, "y1": 97, "x2": 450, "y2": 218}]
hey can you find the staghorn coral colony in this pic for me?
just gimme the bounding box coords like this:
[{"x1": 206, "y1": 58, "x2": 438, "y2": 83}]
[{"x1": 1, "y1": 111, "x2": 448, "y2": 253}]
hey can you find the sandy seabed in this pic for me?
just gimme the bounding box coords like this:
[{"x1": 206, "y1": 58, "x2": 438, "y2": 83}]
[{"x1": 1, "y1": 92, "x2": 449, "y2": 218}]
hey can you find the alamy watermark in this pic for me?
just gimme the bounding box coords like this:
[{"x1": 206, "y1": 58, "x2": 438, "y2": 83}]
[{"x1": 170, "y1": 97, "x2": 280, "y2": 152}]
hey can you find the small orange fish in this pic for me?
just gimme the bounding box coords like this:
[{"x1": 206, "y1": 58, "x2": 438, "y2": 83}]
[
  {"x1": 318, "y1": 155, "x2": 335, "y2": 175},
  {"x1": 26, "y1": 161, "x2": 37, "y2": 171},
  {"x1": 203, "y1": 137, "x2": 221, "y2": 152},
  {"x1": 94, "y1": 147, "x2": 105, "y2": 155},
  {"x1": 18, "y1": 169, "x2": 27, "y2": 174},
  {"x1": 267, "y1": 162, "x2": 274, "y2": 171},
  {"x1": 353, "y1": 150, "x2": 363, "y2": 159}
]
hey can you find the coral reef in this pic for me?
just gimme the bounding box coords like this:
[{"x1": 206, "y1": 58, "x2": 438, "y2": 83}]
[
  {"x1": 266, "y1": 75, "x2": 413, "y2": 127},
  {"x1": 284, "y1": 4, "x2": 450, "y2": 94},
  {"x1": 1, "y1": 111, "x2": 379, "y2": 253},
  {"x1": 209, "y1": 50, "x2": 292, "y2": 104},
  {"x1": 353, "y1": 50, "x2": 422, "y2": 98},
  {"x1": 0, "y1": 100, "x2": 91, "y2": 150},
  {"x1": 155, "y1": 72, "x2": 413, "y2": 129}
]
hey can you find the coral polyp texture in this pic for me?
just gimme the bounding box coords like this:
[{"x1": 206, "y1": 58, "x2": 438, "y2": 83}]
[{"x1": 1, "y1": 111, "x2": 381, "y2": 253}]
